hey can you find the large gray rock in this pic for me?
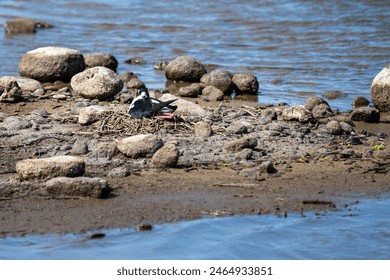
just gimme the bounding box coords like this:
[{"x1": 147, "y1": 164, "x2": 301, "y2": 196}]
[
  {"x1": 282, "y1": 105, "x2": 314, "y2": 123},
  {"x1": 117, "y1": 134, "x2": 163, "y2": 158},
  {"x1": 201, "y1": 70, "x2": 234, "y2": 95},
  {"x1": 232, "y1": 73, "x2": 259, "y2": 95},
  {"x1": 43, "y1": 177, "x2": 110, "y2": 198},
  {"x1": 150, "y1": 143, "x2": 179, "y2": 168},
  {"x1": 84, "y1": 53, "x2": 118, "y2": 72},
  {"x1": 16, "y1": 156, "x2": 85, "y2": 179},
  {"x1": 371, "y1": 65, "x2": 390, "y2": 112},
  {"x1": 0, "y1": 76, "x2": 43, "y2": 93},
  {"x1": 19, "y1": 46, "x2": 85, "y2": 82},
  {"x1": 165, "y1": 56, "x2": 207, "y2": 82},
  {"x1": 71, "y1": 66, "x2": 123, "y2": 100}
]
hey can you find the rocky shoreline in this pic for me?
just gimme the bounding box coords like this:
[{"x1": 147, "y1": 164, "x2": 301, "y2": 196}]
[{"x1": 0, "y1": 45, "x2": 389, "y2": 237}]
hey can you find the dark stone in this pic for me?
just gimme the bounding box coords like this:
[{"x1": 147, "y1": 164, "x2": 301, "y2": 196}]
[{"x1": 350, "y1": 107, "x2": 380, "y2": 123}]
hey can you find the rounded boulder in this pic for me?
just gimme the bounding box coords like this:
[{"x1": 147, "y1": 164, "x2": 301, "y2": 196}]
[
  {"x1": 19, "y1": 46, "x2": 85, "y2": 82},
  {"x1": 371, "y1": 64, "x2": 390, "y2": 112},
  {"x1": 201, "y1": 70, "x2": 234, "y2": 95},
  {"x1": 84, "y1": 53, "x2": 118, "y2": 72},
  {"x1": 71, "y1": 66, "x2": 123, "y2": 100},
  {"x1": 165, "y1": 56, "x2": 207, "y2": 82},
  {"x1": 232, "y1": 73, "x2": 259, "y2": 95},
  {"x1": 117, "y1": 134, "x2": 163, "y2": 158}
]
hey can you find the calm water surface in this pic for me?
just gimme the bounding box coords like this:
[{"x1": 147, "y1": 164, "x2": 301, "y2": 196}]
[
  {"x1": 0, "y1": 197, "x2": 389, "y2": 259},
  {"x1": 1, "y1": 0, "x2": 390, "y2": 110}
]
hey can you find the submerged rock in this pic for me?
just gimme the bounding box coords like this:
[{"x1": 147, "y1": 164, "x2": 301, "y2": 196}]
[
  {"x1": 71, "y1": 66, "x2": 123, "y2": 100},
  {"x1": 4, "y1": 17, "x2": 53, "y2": 35},
  {"x1": 19, "y1": 46, "x2": 85, "y2": 83},
  {"x1": 83, "y1": 53, "x2": 118, "y2": 72}
]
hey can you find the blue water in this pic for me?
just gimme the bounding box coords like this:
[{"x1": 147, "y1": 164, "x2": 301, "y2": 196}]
[
  {"x1": 0, "y1": 197, "x2": 389, "y2": 260},
  {"x1": 1, "y1": 0, "x2": 390, "y2": 110}
]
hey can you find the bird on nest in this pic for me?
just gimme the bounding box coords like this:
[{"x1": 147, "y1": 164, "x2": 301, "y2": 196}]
[{"x1": 128, "y1": 87, "x2": 177, "y2": 120}]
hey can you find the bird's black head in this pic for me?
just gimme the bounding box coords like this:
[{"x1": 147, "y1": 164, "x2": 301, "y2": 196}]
[{"x1": 136, "y1": 87, "x2": 149, "y2": 97}]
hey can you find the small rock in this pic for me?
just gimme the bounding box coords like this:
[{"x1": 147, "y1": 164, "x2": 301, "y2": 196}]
[
  {"x1": 340, "y1": 121, "x2": 354, "y2": 134},
  {"x1": 43, "y1": 177, "x2": 110, "y2": 198},
  {"x1": 108, "y1": 166, "x2": 130, "y2": 177},
  {"x1": 232, "y1": 73, "x2": 259, "y2": 95},
  {"x1": 224, "y1": 137, "x2": 257, "y2": 152},
  {"x1": 282, "y1": 105, "x2": 314, "y2": 123},
  {"x1": 201, "y1": 70, "x2": 234, "y2": 95},
  {"x1": 202, "y1": 85, "x2": 224, "y2": 101},
  {"x1": 135, "y1": 224, "x2": 153, "y2": 231},
  {"x1": 312, "y1": 103, "x2": 334, "y2": 119},
  {"x1": 259, "y1": 108, "x2": 277, "y2": 124},
  {"x1": 259, "y1": 161, "x2": 277, "y2": 174},
  {"x1": 0, "y1": 80, "x2": 23, "y2": 103},
  {"x1": 78, "y1": 105, "x2": 110, "y2": 125},
  {"x1": 350, "y1": 107, "x2": 380, "y2": 123},
  {"x1": 326, "y1": 120, "x2": 343, "y2": 135},
  {"x1": 125, "y1": 78, "x2": 145, "y2": 90},
  {"x1": 151, "y1": 143, "x2": 179, "y2": 168},
  {"x1": 71, "y1": 66, "x2": 123, "y2": 100},
  {"x1": 194, "y1": 121, "x2": 212, "y2": 138},
  {"x1": 16, "y1": 156, "x2": 85, "y2": 179},
  {"x1": 19, "y1": 46, "x2": 85, "y2": 83},
  {"x1": 226, "y1": 121, "x2": 249, "y2": 134},
  {"x1": 305, "y1": 96, "x2": 329, "y2": 111},
  {"x1": 93, "y1": 142, "x2": 118, "y2": 159},
  {"x1": 71, "y1": 140, "x2": 89, "y2": 155},
  {"x1": 154, "y1": 61, "x2": 169, "y2": 70},
  {"x1": 165, "y1": 56, "x2": 207, "y2": 82},
  {"x1": 178, "y1": 83, "x2": 202, "y2": 97},
  {"x1": 353, "y1": 96, "x2": 370, "y2": 108},
  {"x1": 235, "y1": 148, "x2": 253, "y2": 160},
  {"x1": 117, "y1": 134, "x2": 163, "y2": 158},
  {"x1": 83, "y1": 53, "x2": 118, "y2": 72}
]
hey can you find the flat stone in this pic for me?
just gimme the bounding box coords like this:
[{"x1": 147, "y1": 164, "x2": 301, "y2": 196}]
[
  {"x1": 159, "y1": 93, "x2": 210, "y2": 117},
  {"x1": 350, "y1": 107, "x2": 380, "y2": 123},
  {"x1": 78, "y1": 105, "x2": 110, "y2": 125},
  {"x1": 117, "y1": 134, "x2": 163, "y2": 158},
  {"x1": 43, "y1": 177, "x2": 110, "y2": 198},
  {"x1": 16, "y1": 156, "x2": 85, "y2": 179},
  {"x1": 224, "y1": 137, "x2": 257, "y2": 152}
]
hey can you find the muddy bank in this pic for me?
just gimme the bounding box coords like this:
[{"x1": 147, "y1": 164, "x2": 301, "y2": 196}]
[{"x1": 0, "y1": 91, "x2": 389, "y2": 237}]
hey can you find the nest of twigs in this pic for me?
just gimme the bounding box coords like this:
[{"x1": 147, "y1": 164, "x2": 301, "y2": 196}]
[{"x1": 92, "y1": 109, "x2": 193, "y2": 136}]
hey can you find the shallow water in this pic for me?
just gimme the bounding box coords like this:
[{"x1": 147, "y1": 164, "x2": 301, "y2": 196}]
[
  {"x1": 1, "y1": 0, "x2": 390, "y2": 110},
  {"x1": 0, "y1": 197, "x2": 389, "y2": 260}
]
